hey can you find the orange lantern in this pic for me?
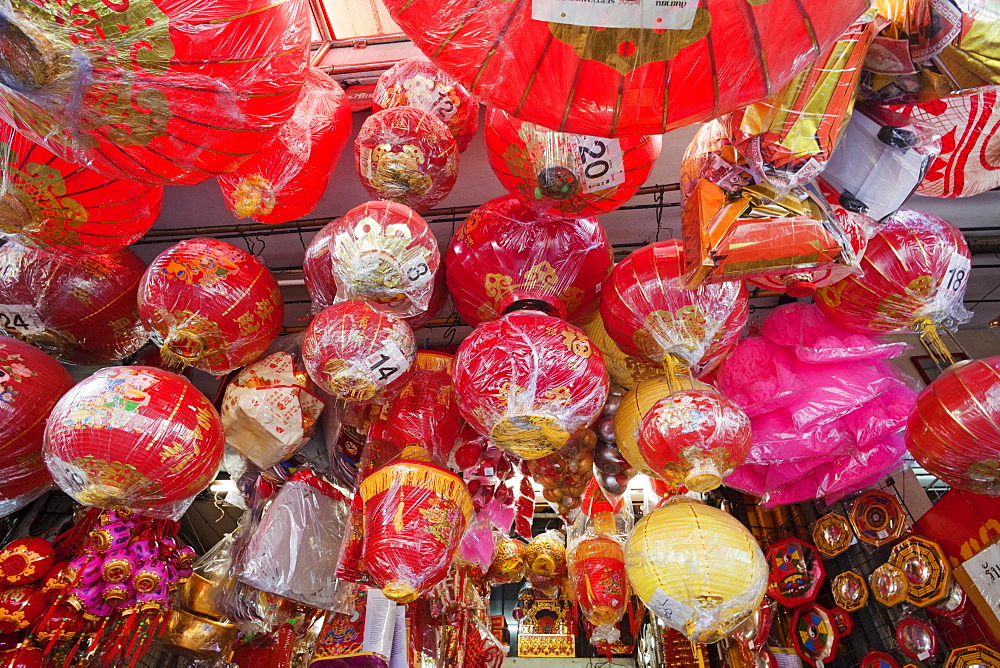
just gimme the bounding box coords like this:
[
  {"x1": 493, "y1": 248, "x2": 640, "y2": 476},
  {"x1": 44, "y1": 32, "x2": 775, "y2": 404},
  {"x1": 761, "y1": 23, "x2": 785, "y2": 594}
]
[{"x1": 571, "y1": 536, "x2": 628, "y2": 627}]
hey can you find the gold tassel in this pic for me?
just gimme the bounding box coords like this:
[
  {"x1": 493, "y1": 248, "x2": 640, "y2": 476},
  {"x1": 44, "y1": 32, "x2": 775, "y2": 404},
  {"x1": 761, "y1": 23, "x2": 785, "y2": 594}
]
[{"x1": 913, "y1": 317, "x2": 956, "y2": 368}]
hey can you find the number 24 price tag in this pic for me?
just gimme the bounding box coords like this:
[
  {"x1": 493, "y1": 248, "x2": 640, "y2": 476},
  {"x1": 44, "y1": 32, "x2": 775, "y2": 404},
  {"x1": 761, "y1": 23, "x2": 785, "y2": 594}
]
[{"x1": 0, "y1": 305, "x2": 43, "y2": 333}]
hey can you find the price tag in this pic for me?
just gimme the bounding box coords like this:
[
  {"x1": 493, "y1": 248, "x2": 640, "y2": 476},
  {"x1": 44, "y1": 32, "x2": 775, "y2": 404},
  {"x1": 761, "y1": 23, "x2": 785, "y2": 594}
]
[
  {"x1": 532, "y1": 0, "x2": 698, "y2": 30},
  {"x1": 401, "y1": 255, "x2": 434, "y2": 288},
  {"x1": 877, "y1": 529, "x2": 889, "y2": 539},
  {"x1": 405, "y1": 79, "x2": 459, "y2": 123},
  {"x1": 963, "y1": 541, "x2": 1000, "y2": 616},
  {"x1": 648, "y1": 588, "x2": 693, "y2": 627},
  {"x1": 918, "y1": 651, "x2": 931, "y2": 661},
  {"x1": 936, "y1": 252, "x2": 971, "y2": 307},
  {"x1": 574, "y1": 137, "x2": 626, "y2": 193},
  {"x1": 0, "y1": 305, "x2": 44, "y2": 333},
  {"x1": 363, "y1": 341, "x2": 410, "y2": 385}
]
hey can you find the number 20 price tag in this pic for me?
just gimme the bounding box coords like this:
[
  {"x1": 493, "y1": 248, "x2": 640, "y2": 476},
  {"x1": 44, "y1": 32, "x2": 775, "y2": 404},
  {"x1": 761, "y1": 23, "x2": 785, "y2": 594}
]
[{"x1": 574, "y1": 137, "x2": 625, "y2": 194}]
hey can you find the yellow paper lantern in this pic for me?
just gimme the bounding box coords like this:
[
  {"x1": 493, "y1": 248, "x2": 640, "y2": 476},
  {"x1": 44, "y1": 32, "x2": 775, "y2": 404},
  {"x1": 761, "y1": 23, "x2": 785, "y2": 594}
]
[
  {"x1": 582, "y1": 316, "x2": 662, "y2": 390},
  {"x1": 625, "y1": 498, "x2": 767, "y2": 644}
]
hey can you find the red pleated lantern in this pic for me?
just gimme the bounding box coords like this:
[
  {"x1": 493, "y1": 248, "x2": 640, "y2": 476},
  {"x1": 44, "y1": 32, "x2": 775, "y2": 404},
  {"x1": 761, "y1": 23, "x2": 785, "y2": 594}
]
[
  {"x1": 600, "y1": 239, "x2": 749, "y2": 375},
  {"x1": 0, "y1": 539, "x2": 53, "y2": 587},
  {"x1": 218, "y1": 68, "x2": 352, "y2": 224},
  {"x1": 43, "y1": 366, "x2": 226, "y2": 509},
  {"x1": 0, "y1": 122, "x2": 162, "y2": 254},
  {"x1": 303, "y1": 201, "x2": 441, "y2": 322},
  {"x1": 485, "y1": 109, "x2": 661, "y2": 218},
  {"x1": 905, "y1": 357, "x2": 1000, "y2": 495},
  {"x1": 446, "y1": 195, "x2": 613, "y2": 326},
  {"x1": 814, "y1": 210, "x2": 972, "y2": 335},
  {"x1": 571, "y1": 536, "x2": 629, "y2": 627},
  {"x1": 0, "y1": 338, "x2": 73, "y2": 515},
  {"x1": 138, "y1": 238, "x2": 283, "y2": 375},
  {"x1": 0, "y1": 587, "x2": 45, "y2": 634},
  {"x1": 0, "y1": 243, "x2": 147, "y2": 364},
  {"x1": 0, "y1": 0, "x2": 310, "y2": 186},
  {"x1": 355, "y1": 107, "x2": 459, "y2": 213},
  {"x1": 637, "y1": 388, "x2": 752, "y2": 493},
  {"x1": 373, "y1": 58, "x2": 480, "y2": 153},
  {"x1": 359, "y1": 460, "x2": 472, "y2": 603},
  {"x1": 453, "y1": 310, "x2": 609, "y2": 459},
  {"x1": 302, "y1": 300, "x2": 417, "y2": 403}
]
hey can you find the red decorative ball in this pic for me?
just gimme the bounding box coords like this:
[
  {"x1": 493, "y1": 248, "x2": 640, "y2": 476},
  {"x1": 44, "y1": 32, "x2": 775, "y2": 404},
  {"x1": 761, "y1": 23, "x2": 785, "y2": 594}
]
[
  {"x1": 355, "y1": 107, "x2": 459, "y2": 213},
  {"x1": 0, "y1": 587, "x2": 45, "y2": 634},
  {"x1": 38, "y1": 562, "x2": 70, "y2": 604},
  {"x1": 139, "y1": 238, "x2": 283, "y2": 374},
  {"x1": 446, "y1": 195, "x2": 613, "y2": 326},
  {"x1": 453, "y1": 310, "x2": 609, "y2": 459},
  {"x1": 600, "y1": 240, "x2": 749, "y2": 374},
  {"x1": 43, "y1": 366, "x2": 226, "y2": 509},
  {"x1": 0, "y1": 0, "x2": 311, "y2": 186},
  {"x1": 485, "y1": 109, "x2": 661, "y2": 218},
  {"x1": 0, "y1": 243, "x2": 147, "y2": 364},
  {"x1": 0, "y1": 338, "x2": 73, "y2": 514},
  {"x1": 373, "y1": 58, "x2": 480, "y2": 152},
  {"x1": 637, "y1": 389, "x2": 751, "y2": 493},
  {"x1": 0, "y1": 539, "x2": 53, "y2": 587},
  {"x1": 219, "y1": 68, "x2": 353, "y2": 224},
  {"x1": 302, "y1": 301, "x2": 417, "y2": 402},
  {"x1": 0, "y1": 122, "x2": 162, "y2": 254},
  {"x1": 32, "y1": 603, "x2": 84, "y2": 643}
]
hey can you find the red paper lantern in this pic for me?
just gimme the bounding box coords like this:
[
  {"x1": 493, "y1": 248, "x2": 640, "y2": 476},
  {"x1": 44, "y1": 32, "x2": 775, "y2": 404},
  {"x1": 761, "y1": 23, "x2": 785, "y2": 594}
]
[
  {"x1": 302, "y1": 300, "x2": 417, "y2": 402},
  {"x1": 637, "y1": 388, "x2": 751, "y2": 493},
  {"x1": 0, "y1": 0, "x2": 311, "y2": 186},
  {"x1": 815, "y1": 210, "x2": 972, "y2": 335},
  {"x1": 905, "y1": 356, "x2": 1000, "y2": 495},
  {"x1": 446, "y1": 195, "x2": 613, "y2": 326},
  {"x1": 0, "y1": 587, "x2": 45, "y2": 634},
  {"x1": 373, "y1": 58, "x2": 480, "y2": 153},
  {"x1": 0, "y1": 243, "x2": 147, "y2": 364},
  {"x1": 0, "y1": 539, "x2": 53, "y2": 587},
  {"x1": 0, "y1": 122, "x2": 162, "y2": 254},
  {"x1": 453, "y1": 310, "x2": 609, "y2": 459},
  {"x1": 600, "y1": 239, "x2": 749, "y2": 374},
  {"x1": 138, "y1": 238, "x2": 283, "y2": 375},
  {"x1": 0, "y1": 338, "x2": 73, "y2": 514},
  {"x1": 218, "y1": 68, "x2": 352, "y2": 224},
  {"x1": 355, "y1": 107, "x2": 459, "y2": 213},
  {"x1": 303, "y1": 201, "x2": 441, "y2": 322},
  {"x1": 570, "y1": 536, "x2": 629, "y2": 627},
  {"x1": 43, "y1": 366, "x2": 226, "y2": 509},
  {"x1": 485, "y1": 109, "x2": 661, "y2": 217}
]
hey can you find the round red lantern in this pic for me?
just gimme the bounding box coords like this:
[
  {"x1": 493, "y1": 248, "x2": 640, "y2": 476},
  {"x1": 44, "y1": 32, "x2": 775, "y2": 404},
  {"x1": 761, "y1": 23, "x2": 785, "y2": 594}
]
[
  {"x1": 453, "y1": 310, "x2": 609, "y2": 459},
  {"x1": 815, "y1": 210, "x2": 972, "y2": 335},
  {"x1": 0, "y1": 243, "x2": 147, "y2": 364},
  {"x1": 446, "y1": 195, "x2": 613, "y2": 326},
  {"x1": 0, "y1": 539, "x2": 53, "y2": 587},
  {"x1": 0, "y1": 647, "x2": 43, "y2": 668},
  {"x1": 485, "y1": 109, "x2": 661, "y2": 218},
  {"x1": 600, "y1": 240, "x2": 749, "y2": 375},
  {"x1": 43, "y1": 366, "x2": 226, "y2": 509},
  {"x1": 303, "y1": 201, "x2": 441, "y2": 322},
  {"x1": 138, "y1": 238, "x2": 283, "y2": 375},
  {"x1": 372, "y1": 58, "x2": 480, "y2": 153},
  {"x1": 570, "y1": 536, "x2": 629, "y2": 628},
  {"x1": 32, "y1": 603, "x2": 84, "y2": 644},
  {"x1": 637, "y1": 388, "x2": 751, "y2": 493},
  {"x1": 0, "y1": 587, "x2": 45, "y2": 634},
  {"x1": 302, "y1": 301, "x2": 417, "y2": 403},
  {"x1": 905, "y1": 356, "x2": 1000, "y2": 495},
  {"x1": 380, "y1": 352, "x2": 460, "y2": 466},
  {"x1": 0, "y1": 122, "x2": 162, "y2": 255},
  {"x1": 218, "y1": 68, "x2": 353, "y2": 224},
  {"x1": 38, "y1": 562, "x2": 70, "y2": 604},
  {"x1": 359, "y1": 460, "x2": 472, "y2": 603},
  {"x1": 0, "y1": 0, "x2": 311, "y2": 186},
  {"x1": 355, "y1": 107, "x2": 459, "y2": 213},
  {"x1": 0, "y1": 338, "x2": 73, "y2": 515}
]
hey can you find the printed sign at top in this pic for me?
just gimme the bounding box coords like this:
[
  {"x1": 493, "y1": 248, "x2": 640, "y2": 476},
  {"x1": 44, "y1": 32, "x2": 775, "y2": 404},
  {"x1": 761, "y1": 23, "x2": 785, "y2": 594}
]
[{"x1": 531, "y1": 0, "x2": 698, "y2": 31}]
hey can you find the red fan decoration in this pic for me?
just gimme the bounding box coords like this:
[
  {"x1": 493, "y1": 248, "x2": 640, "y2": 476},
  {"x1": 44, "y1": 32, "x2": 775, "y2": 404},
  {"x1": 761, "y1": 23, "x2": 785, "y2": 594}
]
[
  {"x1": 446, "y1": 195, "x2": 613, "y2": 326},
  {"x1": 0, "y1": 0, "x2": 311, "y2": 185},
  {"x1": 355, "y1": 107, "x2": 459, "y2": 213},
  {"x1": 381, "y1": 0, "x2": 868, "y2": 137},
  {"x1": 600, "y1": 239, "x2": 749, "y2": 375},
  {"x1": 302, "y1": 300, "x2": 417, "y2": 403},
  {"x1": 43, "y1": 366, "x2": 226, "y2": 511},
  {"x1": 485, "y1": 109, "x2": 661, "y2": 217},
  {"x1": 0, "y1": 587, "x2": 45, "y2": 634},
  {"x1": 373, "y1": 58, "x2": 480, "y2": 153},
  {"x1": 0, "y1": 243, "x2": 147, "y2": 364},
  {"x1": 0, "y1": 538, "x2": 53, "y2": 587},
  {"x1": 138, "y1": 238, "x2": 283, "y2": 375},
  {"x1": 0, "y1": 122, "x2": 162, "y2": 254},
  {"x1": 218, "y1": 68, "x2": 352, "y2": 224},
  {"x1": 0, "y1": 338, "x2": 73, "y2": 515},
  {"x1": 453, "y1": 310, "x2": 609, "y2": 459}
]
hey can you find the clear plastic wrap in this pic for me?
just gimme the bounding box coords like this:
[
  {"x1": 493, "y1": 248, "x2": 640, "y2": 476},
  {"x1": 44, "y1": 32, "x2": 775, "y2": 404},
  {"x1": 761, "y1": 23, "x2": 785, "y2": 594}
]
[
  {"x1": 219, "y1": 68, "x2": 352, "y2": 225},
  {"x1": 486, "y1": 534, "x2": 527, "y2": 585},
  {"x1": 138, "y1": 238, "x2": 284, "y2": 375},
  {"x1": 0, "y1": 0, "x2": 311, "y2": 186},
  {"x1": 43, "y1": 366, "x2": 225, "y2": 515},
  {"x1": 303, "y1": 201, "x2": 441, "y2": 322},
  {"x1": 446, "y1": 194, "x2": 613, "y2": 327},
  {"x1": 525, "y1": 429, "x2": 597, "y2": 519},
  {"x1": 453, "y1": 309, "x2": 610, "y2": 460},
  {"x1": 0, "y1": 121, "x2": 162, "y2": 254},
  {"x1": 0, "y1": 242, "x2": 147, "y2": 364},
  {"x1": 592, "y1": 389, "x2": 638, "y2": 497},
  {"x1": 582, "y1": 317, "x2": 661, "y2": 391},
  {"x1": 354, "y1": 107, "x2": 459, "y2": 213},
  {"x1": 310, "y1": 585, "x2": 399, "y2": 667},
  {"x1": 524, "y1": 529, "x2": 568, "y2": 595}
]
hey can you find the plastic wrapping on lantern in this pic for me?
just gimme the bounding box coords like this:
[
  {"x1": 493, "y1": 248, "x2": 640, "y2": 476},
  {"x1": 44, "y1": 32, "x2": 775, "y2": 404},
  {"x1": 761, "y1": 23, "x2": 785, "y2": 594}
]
[
  {"x1": 219, "y1": 68, "x2": 352, "y2": 224},
  {"x1": 526, "y1": 429, "x2": 597, "y2": 519},
  {"x1": 0, "y1": 0, "x2": 311, "y2": 186}
]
